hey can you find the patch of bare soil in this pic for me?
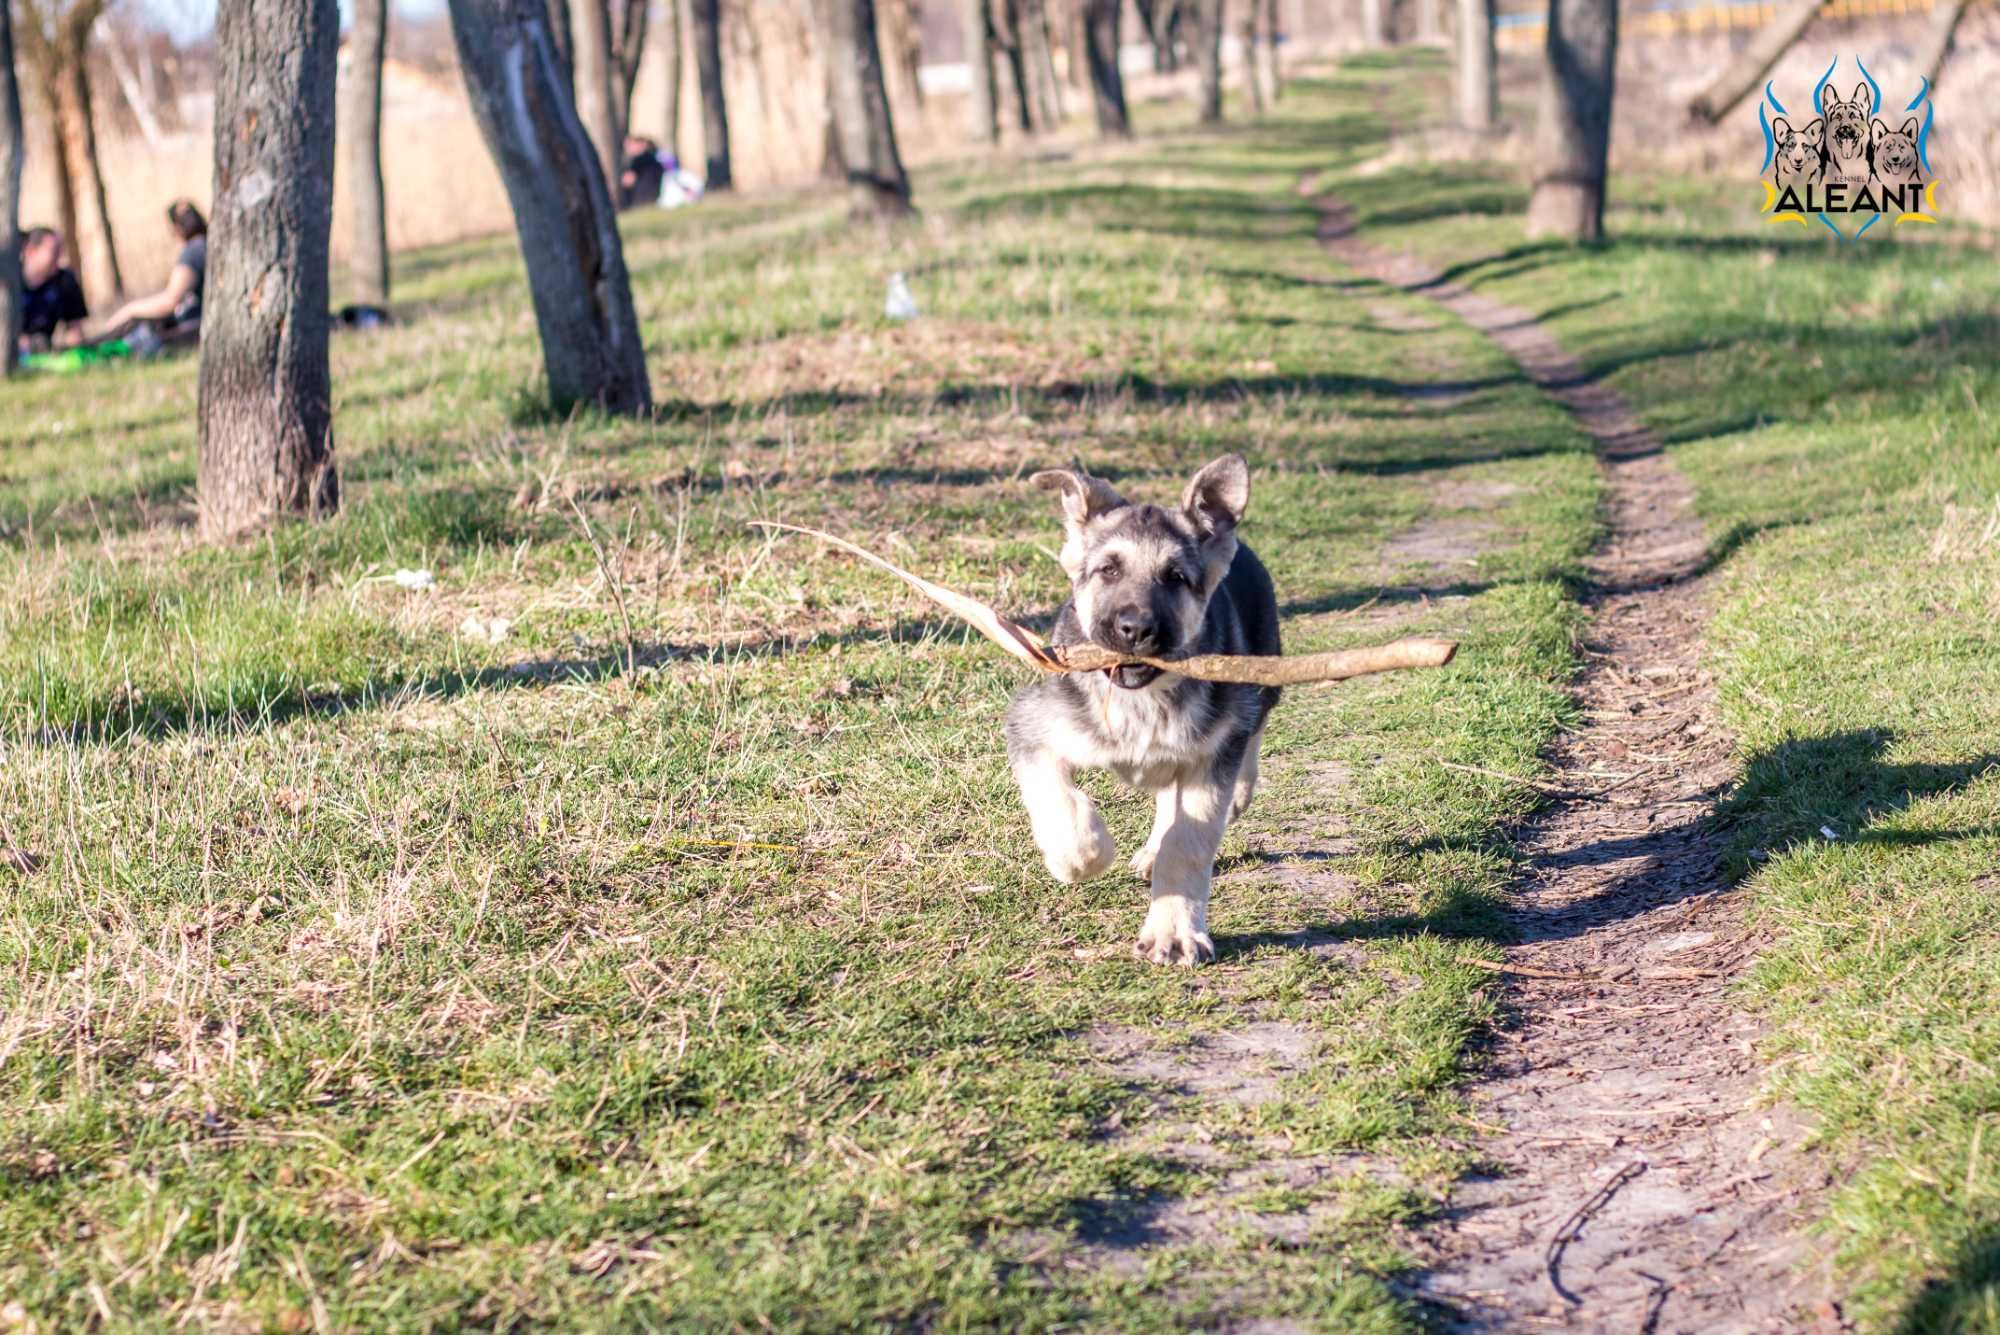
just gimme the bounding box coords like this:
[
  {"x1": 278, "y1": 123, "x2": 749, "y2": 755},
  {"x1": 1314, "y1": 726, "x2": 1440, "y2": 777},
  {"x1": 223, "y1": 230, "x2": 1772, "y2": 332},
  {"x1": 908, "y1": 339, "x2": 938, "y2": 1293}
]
[{"x1": 1303, "y1": 174, "x2": 1841, "y2": 1331}]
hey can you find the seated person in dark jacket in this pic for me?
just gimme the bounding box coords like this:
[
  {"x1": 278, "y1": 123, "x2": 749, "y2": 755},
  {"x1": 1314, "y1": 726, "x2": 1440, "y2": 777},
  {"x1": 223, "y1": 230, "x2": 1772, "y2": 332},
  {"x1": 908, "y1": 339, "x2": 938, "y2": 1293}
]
[
  {"x1": 100, "y1": 199, "x2": 207, "y2": 342},
  {"x1": 18, "y1": 226, "x2": 90, "y2": 354},
  {"x1": 618, "y1": 136, "x2": 668, "y2": 209}
]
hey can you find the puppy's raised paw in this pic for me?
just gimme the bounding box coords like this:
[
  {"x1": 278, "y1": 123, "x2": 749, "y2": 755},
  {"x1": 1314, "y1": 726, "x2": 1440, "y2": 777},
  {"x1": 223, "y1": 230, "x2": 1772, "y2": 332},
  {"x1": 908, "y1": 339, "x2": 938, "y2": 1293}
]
[{"x1": 1041, "y1": 808, "x2": 1116, "y2": 884}]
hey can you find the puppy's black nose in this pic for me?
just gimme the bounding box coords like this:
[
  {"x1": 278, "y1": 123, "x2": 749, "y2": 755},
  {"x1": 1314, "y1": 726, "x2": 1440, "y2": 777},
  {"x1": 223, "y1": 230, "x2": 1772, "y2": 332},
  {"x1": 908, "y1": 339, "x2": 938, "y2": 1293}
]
[{"x1": 1110, "y1": 606, "x2": 1158, "y2": 652}]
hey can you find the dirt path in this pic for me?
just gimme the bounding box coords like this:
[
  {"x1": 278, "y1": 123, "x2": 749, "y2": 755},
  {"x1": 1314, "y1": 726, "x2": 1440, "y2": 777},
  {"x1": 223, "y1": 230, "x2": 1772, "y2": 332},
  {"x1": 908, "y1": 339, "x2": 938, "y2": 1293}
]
[{"x1": 1300, "y1": 175, "x2": 1839, "y2": 1331}]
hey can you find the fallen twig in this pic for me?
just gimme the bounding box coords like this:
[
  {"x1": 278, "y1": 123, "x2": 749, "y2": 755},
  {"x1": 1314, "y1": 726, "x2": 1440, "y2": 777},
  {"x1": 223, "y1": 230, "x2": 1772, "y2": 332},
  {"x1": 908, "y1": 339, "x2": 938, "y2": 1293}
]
[
  {"x1": 1546, "y1": 1160, "x2": 1647, "y2": 1306},
  {"x1": 1467, "y1": 959, "x2": 1605, "y2": 982},
  {"x1": 751, "y1": 521, "x2": 1458, "y2": 687}
]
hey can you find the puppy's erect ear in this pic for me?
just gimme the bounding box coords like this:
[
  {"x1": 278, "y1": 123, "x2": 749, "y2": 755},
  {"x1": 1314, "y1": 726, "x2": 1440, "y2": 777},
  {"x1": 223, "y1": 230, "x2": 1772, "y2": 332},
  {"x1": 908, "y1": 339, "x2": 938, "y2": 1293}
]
[
  {"x1": 1803, "y1": 118, "x2": 1823, "y2": 146},
  {"x1": 1852, "y1": 83, "x2": 1869, "y2": 110},
  {"x1": 1872, "y1": 117, "x2": 1891, "y2": 142},
  {"x1": 1182, "y1": 454, "x2": 1250, "y2": 537},
  {"x1": 1820, "y1": 83, "x2": 1841, "y2": 114},
  {"x1": 1900, "y1": 117, "x2": 1919, "y2": 140},
  {"x1": 1030, "y1": 469, "x2": 1126, "y2": 532},
  {"x1": 1772, "y1": 116, "x2": 1793, "y2": 141}
]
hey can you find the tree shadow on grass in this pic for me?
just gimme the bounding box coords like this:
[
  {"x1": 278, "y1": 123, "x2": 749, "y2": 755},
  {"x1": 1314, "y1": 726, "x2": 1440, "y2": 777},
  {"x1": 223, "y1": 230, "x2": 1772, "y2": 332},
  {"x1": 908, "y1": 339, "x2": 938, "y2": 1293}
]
[{"x1": 1896, "y1": 1224, "x2": 2000, "y2": 1334}]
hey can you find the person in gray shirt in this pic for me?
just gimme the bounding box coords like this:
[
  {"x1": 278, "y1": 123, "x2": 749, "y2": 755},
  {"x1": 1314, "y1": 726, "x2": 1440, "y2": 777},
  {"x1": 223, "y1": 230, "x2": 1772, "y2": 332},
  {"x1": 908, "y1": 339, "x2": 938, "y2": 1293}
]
[{"x1": 101, "y1": 199, "x2": 207, "y2": 342}]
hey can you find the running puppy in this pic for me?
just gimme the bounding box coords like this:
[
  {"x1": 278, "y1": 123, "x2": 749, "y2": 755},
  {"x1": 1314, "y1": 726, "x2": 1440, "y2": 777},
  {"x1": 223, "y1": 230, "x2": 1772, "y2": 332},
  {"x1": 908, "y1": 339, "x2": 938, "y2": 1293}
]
[{"x1": 1006, "y1": 455, "x2": 1281, "y2": 966}]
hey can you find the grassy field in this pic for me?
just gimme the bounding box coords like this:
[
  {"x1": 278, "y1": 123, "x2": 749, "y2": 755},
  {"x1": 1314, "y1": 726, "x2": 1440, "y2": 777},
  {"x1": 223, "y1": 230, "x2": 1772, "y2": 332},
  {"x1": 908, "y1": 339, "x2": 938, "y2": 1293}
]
[
  {"x1": 3, "y1": 51, "x2": 1995, "y2": 1331},
  {"x1": 1, "y1": 68, "x2": 1598, "y2": 1329},
  {"x1": 1332, "y1": 51, "x2": 2000, "y2": 1331}
]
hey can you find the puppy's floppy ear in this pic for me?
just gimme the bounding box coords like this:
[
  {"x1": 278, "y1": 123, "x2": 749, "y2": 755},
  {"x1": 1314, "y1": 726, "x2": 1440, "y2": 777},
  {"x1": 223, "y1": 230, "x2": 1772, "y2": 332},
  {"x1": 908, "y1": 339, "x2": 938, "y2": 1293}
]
[
  {"x1": 1030, "y1": 469, "x2": 1126, "y2": 531},
  {"x1": 1182, "y1": 454, "x2": 1250, "y2": 537}
]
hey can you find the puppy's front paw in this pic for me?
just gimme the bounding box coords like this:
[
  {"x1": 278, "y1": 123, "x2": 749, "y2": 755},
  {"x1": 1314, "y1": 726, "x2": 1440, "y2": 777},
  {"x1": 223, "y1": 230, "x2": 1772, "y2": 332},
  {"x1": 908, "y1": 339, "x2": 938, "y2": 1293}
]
[
  {"x1": 1129, "y1": 842, "x2": 1159, "y2": 881},
  {"x1": 1041, "y1": 807, "x2": 1115, "y2": 884},
  {"x1": 1135, "y1": 898, "x2": 1215, "y2": 967}
]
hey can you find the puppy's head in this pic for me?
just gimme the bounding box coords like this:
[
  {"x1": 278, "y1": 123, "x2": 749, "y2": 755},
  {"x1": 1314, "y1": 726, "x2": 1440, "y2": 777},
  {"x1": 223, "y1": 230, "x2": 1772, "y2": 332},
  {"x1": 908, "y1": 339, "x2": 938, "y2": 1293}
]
[
  {"x1": 1822, "y1": 83, "x2": 1869, "y2": 157},
  {"x1": 1031, "y1": 455, "x2": 1250, "y2": 690},
  {"x1": 1773, "y1": 117, "x2": 1822, "y2": 174},
  {"x1": 1872, "y1": 117, "x2": 1920, "y2": 180}
]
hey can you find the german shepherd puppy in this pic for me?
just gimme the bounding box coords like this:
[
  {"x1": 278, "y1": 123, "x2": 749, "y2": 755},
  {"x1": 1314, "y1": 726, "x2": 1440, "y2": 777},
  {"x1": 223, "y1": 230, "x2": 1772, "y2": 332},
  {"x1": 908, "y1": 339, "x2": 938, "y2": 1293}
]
[
  {"x1": 1821, "y1": 83, "x2": 1872, "y2": 188},
  {"x1": 1005, "y1": 455, "x2": 1280, "y2": 966}
]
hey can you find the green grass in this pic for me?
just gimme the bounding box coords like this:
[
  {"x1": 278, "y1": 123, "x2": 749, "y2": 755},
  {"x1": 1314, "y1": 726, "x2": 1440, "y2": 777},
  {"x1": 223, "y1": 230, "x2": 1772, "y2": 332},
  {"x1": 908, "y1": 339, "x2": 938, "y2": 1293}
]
[
  {"x1": 0, "y1": 70, "x2": 1596, "y2": 1329},
  {"x1": 1331, "y1": 52, "x2": 2000, "y2": 1333}
]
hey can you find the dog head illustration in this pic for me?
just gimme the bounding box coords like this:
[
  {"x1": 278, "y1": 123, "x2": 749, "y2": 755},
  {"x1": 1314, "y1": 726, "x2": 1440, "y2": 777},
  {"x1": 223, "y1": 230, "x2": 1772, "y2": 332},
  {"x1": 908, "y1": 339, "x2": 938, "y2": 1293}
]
[
  {"x1": 1871, "y1": 117, "x2": 1921, "y2": 183},
  {"x1": 1821, "y1": 82, "x2": 1871, "y2": 162},
  {"x1": 1772, "y1": 116, "x2": 1824, "y2": 180},
  {"x1": 1032, "y1": 455, "x2": 1249, "y2": 689}
]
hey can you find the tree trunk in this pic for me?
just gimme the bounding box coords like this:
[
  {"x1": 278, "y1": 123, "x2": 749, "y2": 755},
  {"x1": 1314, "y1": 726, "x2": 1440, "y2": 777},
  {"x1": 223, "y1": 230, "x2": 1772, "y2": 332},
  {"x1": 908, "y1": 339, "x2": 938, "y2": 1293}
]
[
  {"x1": 1686, "y1": 0, "x2": 1826, "y2": 124},
  {"x1": 689, "y1": 0, "x2": 730, "y2": 188},
  {"x1": 447, "y1": 0, "x2": 651, "y2": 415},
  {"x1": 569, "y1": 0, "x2": 622, "y2": 186},
  {"x1": 1262, "y1": 0, "x2": 1281, "y2": 101},
  {"x1": 1361, "y1": 0, "x2": 1392, "y2": 46},
  {"x1": 345, "y1": 0, "x2": 390, "y2": 306},
  {"x1": 1456, "y1": 0, "x2": 1496, "y2": 130},
  {"x1": 1238, "y1": 6, "x2": 1262, "y2": 113},
  {"x1": 1082, "y1": 0, "x2": 1128, "y2": 136},
  {"x1": 1913, "y1": 0, "x2": 1969, "y2": 91},
  {"x1": 819, "y1": 72, "x2": 846, "y2": 180},
  {"x1": 1019, "y1": 0, "x2": 1063, "y2": 130},
  {"x1": 993, "y1": 0, "x2": 1035, "y2": 131},
  {"x1": 1416, "y1": 0, "x2": 1443, "y2": 40},
  {"x1": 1135, "y1": 0, "x2": 1179, "y2": 72},
  {"x1": 610, "y1": 0, "x2": 647, "y2": 133},
  {"x1": 1, "y1": 0, "x2": 21, "y2": 376},
  {"x1": 816, "y1": 0, "x2": 912, "y2": 218},
  {"x1": 1192, "y1": 0, "x2": 1224, "y2": 124},
  {"x1": 546, "y1": 0, "x2": 573, "y2": 85},
  {"x1": 198, "y1": 0, "x2": 341, "y2": 539},
  {"x1": 961, "y1": 0, "x2": 999, "y2": 142},
  {"x1": 657, "y1": 0, "x2": 681, "y2": 154},
  {"x1": 1526, "y1": 0, "x2": 1616, "y2": 241},
  {"x1": 59, "y1": 30, "x2": 122, "y2": 303}
]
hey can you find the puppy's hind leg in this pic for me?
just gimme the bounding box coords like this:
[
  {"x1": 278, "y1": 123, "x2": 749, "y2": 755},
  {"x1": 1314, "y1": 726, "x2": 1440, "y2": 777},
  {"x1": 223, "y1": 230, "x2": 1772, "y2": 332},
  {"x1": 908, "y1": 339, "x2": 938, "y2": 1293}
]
[
  {"x1": 1231, "y1": 726, "x2": 1264, "y2": 820},
  {"x1": 1013, "y1": 751, "x2": 1116, "y2": 885}
]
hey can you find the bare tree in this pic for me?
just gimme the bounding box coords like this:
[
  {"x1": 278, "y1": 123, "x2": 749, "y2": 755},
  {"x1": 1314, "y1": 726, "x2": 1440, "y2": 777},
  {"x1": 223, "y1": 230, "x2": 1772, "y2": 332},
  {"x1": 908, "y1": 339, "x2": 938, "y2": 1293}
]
[
  {"x1": 345, "y1": 0, "x2": 390, "y2": 307},
  {"x1": 1134, "y1": 0, "x2": 1180, "y2": 72},
  {"x1": 1082, "y1": 0, "x2": 1128, "y2": 136},
  {"x1": 1261, "y1": 0, "x2": 1281, "y2": 102},
  {"x1": 447, "y1": 0, "x2": 651, "y2": 414},
  {"x1": 1238, "y1": 3, "x2": 1262, "y2": 113},
  {"x1": 1360, "y1": 0, "x2": 1392, "y2": 47},
  {"x1": 1526, "y1": 0, "x2": 1616, "y2": 241},
  {"x1": 1457, "y1": 0, "x2": 1496, "y2": 130},
  {"x1": 992, "y1": 0, "x2": 1035, "y2": 131},
  {"x1": 570, "y1": 0, "x2": 623, "y2": 184},
  {"x1": 656, "y1": 0, "x2": 683, "y2": 155},
  {"x1": 1, "y1": 0, "x2": 21, "y2": 377},
  {"x1": 1018, "y1": 0, "x2": 1063, "y2": 129},
  {"x1": 198, "y1": 0, "x2": 341, "y2": 538},
  {"x1": 546, "y1": 0, "x2": 573, "y2": 83},
  {"x1": 961, "y1": 0, "x2": 999, "y2": 142},
  {"x1": 1191, "y1": 0, "x2": 1224, "y2": 124},
  {"x1": 816, "y1": 0, "x2": 912, "y2": 218},
  {"x1": 1913, "y1": 0, "x2": 1970, "y2": 89},
  {"x1": 16, "y1": 0, "x2": 122, "y2": 303},
  {"x1": 1686, "y1": 0, "x2": 1826, "y2": 124},
  {"x1": 689, "y1": 0, "x2": 731, "y2": 188},
  {"x1": 610, "y1": 0, "x2": 648, "y2": 133}
]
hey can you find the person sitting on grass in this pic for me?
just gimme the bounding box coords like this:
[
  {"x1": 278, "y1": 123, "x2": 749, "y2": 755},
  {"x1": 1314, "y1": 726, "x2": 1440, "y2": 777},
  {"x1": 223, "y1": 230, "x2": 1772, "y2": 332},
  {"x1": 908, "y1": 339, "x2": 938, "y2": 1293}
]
[
  {"x1": 18, "y1": 226, "x2": 90, "y2": 355},
  {"x1": 97, "y1": 199, "x2": 207, "y2": 345},
  {"x1": 619, "y1": 135, "x2": 668, "y2": 209}
]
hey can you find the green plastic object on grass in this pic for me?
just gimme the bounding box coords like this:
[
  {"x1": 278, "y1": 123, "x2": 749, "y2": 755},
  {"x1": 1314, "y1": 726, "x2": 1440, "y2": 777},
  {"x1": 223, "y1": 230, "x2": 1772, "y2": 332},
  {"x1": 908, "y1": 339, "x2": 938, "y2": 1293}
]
[{"x1": 20, "y1": 340, "x2": 132, "y2": 374}]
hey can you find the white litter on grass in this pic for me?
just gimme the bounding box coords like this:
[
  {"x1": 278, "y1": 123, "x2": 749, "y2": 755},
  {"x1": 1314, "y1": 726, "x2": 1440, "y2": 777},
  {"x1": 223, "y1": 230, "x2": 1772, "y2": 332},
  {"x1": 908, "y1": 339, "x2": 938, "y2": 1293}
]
[
  {"x1": 1820, "y1": 825, "x2": 1840, "y2": 840},
  {"x1": 392, "y1": 568, "x2": 435, "y2": 590},
  {"x1": 458, "y1": 614, "x2": 513, "y2": 645},
  {"x1": 885, "y1": 272, "x2": 919, "y2": 321}
]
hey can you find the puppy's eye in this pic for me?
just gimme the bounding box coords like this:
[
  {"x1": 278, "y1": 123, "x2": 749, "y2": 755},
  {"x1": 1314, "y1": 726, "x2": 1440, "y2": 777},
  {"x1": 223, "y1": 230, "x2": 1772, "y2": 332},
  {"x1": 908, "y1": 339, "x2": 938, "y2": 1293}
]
[
  {"x1": 1094, "y1": 558, "x2": 1122, "y2": 582},
  {"x1": 1159, "y1": 566, "x2": 1185, "y2": 587}
]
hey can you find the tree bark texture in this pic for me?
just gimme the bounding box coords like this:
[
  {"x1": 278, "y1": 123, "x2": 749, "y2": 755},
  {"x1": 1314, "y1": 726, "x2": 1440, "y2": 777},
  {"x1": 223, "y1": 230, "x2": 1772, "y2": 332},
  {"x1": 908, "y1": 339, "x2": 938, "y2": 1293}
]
[
  {"x1": 569, "y1": 0, "x2": 622, "y2": 186},
  {"x1": 993, "y1": 0, "x2": 1035, "y2": 131},
  {"x1": 1192, "y1": 0, "x2": 1224, "y2": 124},
  {"x1": 546, "y1": 0, "x2": 573, "y2": 84},
  {"x1": 1456, "y1": 0, "x2": 1496, "y2": 130},
  {"x1": 1018, "y1": 0, "x2": 1063, "y2": 130},
  {"x1": 656, "y1": 0, "x2": 682, "y2": 154},
  {"x1": 689, "y1": 0, "x2": 731, "y2": 188},
  {"x1": 198, "y1": 0, "x2": 341, "y2": 538},
  {"x1": 345, "y1": 0, "x2": 390, "y2": 306},
  {"x1": 1, "y1": 0, "x2": 21, "y2": 376},
  {"x1": 447, "y1": 0, "x2": 651, "y2": 415},
  {"x1": 1527, "y1": 0, "x2": 1616, "y2": 241},
  {"x1": 816, "y1": 0, "x2": 912, "y2": 218},
  {"x1": 1686, "y1": 0, "x2": 1826, "y2": 124},
  {"x1": 1082, "y1": 0, "x2": 1128, "y2": 136},
  {"x1": 961, "y1": 0, "x2": 999, "y2": 142}
]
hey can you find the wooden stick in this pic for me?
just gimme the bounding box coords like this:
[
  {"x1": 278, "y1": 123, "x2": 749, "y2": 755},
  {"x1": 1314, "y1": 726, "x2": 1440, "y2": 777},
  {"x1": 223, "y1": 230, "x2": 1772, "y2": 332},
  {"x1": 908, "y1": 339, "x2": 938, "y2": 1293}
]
[{"x1": 751, "y1": 520, "x2": 1458, "y2": 687}]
